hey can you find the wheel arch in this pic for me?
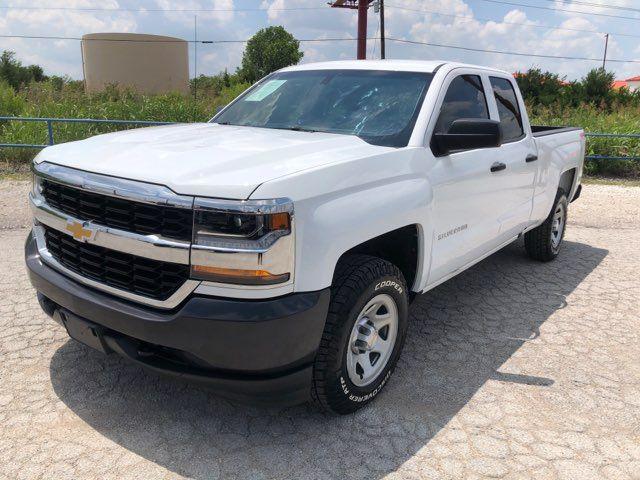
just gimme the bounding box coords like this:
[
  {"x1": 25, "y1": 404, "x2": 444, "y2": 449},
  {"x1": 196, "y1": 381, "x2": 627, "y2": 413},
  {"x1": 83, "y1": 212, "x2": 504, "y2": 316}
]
[
  {"x1": 332, "y1": 224, "x2": 422, "y2": 292},
  {"x1": 559, "y1": 167, "x2": 576, "y2": 196}
]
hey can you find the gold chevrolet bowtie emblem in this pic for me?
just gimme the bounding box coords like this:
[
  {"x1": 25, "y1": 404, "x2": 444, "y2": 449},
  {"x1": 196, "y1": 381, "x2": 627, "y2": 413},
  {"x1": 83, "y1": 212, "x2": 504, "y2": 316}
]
[{"x1": 66, "y1": 220, "x2": 95, "y2": 243}]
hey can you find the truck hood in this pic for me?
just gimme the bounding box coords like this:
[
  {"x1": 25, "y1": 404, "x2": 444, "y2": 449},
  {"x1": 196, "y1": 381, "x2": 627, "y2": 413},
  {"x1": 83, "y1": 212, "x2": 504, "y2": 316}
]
[{"x1": 37, "y1": 123, "x2": 386, "y2": 199}]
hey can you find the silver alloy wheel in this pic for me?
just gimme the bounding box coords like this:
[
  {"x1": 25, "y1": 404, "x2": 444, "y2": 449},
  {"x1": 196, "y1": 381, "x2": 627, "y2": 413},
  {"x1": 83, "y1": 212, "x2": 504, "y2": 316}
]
[
  {"x1": 550, "y1": 202, "x2": 566, "y2": 251},
  {"x1": 346, "y1": 293, "x2": 399, "y2": 387}
]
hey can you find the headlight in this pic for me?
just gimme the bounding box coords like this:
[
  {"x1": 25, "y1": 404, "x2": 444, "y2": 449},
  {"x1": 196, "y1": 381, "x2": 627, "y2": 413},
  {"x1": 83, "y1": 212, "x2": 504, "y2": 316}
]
[
  {"x1": 31, "y1": 173, "x2": 43, "y2": 198},
  {"x1": 31, "y1": 158, "x2": 44, "y2": 198},
  {"x1": 190, "y1": 198, "x2": 294, "y2": 286}
]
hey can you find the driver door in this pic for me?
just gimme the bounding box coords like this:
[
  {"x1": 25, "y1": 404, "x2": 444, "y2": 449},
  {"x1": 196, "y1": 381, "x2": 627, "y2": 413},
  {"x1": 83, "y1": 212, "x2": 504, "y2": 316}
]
[{"x1": 425, "y1": 71, "x2": 506, "y2": 285}]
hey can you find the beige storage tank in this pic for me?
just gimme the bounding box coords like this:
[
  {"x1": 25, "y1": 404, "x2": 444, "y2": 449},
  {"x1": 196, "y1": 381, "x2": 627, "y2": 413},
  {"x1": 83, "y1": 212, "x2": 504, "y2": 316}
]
[{"x1": 81, "y1": 33, "x2": 189, "y2": 94}]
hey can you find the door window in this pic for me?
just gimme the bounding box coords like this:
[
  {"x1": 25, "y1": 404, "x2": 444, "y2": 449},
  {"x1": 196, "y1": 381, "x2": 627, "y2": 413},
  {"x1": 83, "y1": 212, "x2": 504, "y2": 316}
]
[
  {"x1": 490, "y1": 77, "x2": 524, "y2": 142},
  {"x1": 434, "y1": 75, "x2": 489, "y2": 135}
]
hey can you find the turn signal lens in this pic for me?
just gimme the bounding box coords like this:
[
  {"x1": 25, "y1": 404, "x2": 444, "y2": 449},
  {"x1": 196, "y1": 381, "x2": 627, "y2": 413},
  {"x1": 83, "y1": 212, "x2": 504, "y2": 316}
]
[
  {"x1": 191, "y1": 265, "x2": 290, "y2": 285},
  {"x1": 267, "y1": 212, "x2": 290, "y2": 231}
]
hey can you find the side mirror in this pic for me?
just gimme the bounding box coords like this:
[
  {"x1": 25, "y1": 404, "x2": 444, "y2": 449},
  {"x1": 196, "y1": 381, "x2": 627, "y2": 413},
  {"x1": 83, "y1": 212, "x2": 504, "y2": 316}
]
[{"x1": 432, "y1": 118, "x2": 503, "y2": 156}]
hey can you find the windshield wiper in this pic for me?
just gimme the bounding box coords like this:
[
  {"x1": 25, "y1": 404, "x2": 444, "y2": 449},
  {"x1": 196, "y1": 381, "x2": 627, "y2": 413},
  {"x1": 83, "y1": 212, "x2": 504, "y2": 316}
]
[
  {"x1": 216, "y1": 123, "x2": 318, "y2": 132},
  {"x1": 283, "y1": 126, "x2": 318, "y2": 133}
]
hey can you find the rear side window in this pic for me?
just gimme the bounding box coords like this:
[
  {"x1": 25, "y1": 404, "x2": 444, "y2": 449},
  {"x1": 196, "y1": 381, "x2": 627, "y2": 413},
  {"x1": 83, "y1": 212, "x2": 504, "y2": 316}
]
[
  {"x1": 434, "y1": 75, "x2": 489, "y2": 134},
  {"x1": 490, "y1": 77, "x2": 524, "y2": 142}
]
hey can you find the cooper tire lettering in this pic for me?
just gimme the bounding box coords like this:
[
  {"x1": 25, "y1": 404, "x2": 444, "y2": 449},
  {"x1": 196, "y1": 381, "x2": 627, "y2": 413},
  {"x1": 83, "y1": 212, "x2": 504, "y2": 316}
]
[{"x1": 375, "y1": 280, "x2": 403, "y2": 294}]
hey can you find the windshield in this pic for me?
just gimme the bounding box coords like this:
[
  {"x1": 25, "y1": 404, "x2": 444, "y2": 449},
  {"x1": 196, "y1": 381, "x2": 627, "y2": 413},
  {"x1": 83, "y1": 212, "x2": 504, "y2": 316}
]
[{"x1": 212, "y1": 69, "x2": 434, "y2": 148}]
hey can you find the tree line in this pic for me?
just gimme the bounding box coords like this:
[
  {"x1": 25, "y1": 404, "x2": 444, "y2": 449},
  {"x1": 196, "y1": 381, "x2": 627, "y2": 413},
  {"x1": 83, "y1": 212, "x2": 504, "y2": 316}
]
[
  {"x1": 190, "y1": 26, "x2": 303, "y2": 96},
  {"x1": 514, "y1": 67, "x2": 639, "y2": 111}
]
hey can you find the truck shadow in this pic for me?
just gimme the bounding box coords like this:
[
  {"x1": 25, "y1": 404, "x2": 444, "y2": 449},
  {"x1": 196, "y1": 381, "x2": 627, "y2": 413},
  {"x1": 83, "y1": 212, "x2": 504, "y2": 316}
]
[{"x1": 49, "y1": 239, "x2": 607, "y2": 479}]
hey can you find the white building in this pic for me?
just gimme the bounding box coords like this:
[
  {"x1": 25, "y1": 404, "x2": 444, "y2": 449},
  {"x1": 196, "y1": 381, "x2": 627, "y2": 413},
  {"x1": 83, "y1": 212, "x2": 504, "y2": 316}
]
[{"x1": 625, "y1": 76, "x2": 640, "y2": 92}]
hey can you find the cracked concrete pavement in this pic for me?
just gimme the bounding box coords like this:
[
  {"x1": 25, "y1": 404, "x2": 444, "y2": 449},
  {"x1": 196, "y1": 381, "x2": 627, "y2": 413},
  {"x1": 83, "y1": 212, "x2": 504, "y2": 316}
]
[{"x1": 0, "y1": 180, "x2": 639, "y2": 479}]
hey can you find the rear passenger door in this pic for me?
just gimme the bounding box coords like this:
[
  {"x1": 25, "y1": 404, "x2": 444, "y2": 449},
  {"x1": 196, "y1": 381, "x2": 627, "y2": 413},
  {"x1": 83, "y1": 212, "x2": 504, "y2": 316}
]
[{"x1": 486, "y1": 75, "x2": 537, "y2": 240}]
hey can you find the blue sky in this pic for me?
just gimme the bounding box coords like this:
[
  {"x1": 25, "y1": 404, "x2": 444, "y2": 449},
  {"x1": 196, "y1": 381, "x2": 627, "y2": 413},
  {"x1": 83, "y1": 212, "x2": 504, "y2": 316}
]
[{"x1": 1, "y1": 0, "x2": 640, "y2": 81}]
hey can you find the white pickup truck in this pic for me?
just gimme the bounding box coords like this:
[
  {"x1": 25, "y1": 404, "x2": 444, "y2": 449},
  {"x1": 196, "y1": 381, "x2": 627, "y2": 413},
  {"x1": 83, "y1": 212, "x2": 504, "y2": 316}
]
[{"x1": 26, "y1": 60, "x2": 585, "y2": 413}]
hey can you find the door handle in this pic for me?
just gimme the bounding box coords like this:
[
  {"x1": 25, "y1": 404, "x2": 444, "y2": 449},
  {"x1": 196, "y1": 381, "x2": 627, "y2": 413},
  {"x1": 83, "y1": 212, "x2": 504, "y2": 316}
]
[
  {"x1": 525, "y1": 154, "x2": 538, "y2": 162},
  {"x1": 490, "y1": 162, "x2": 506, "y2": 172}
]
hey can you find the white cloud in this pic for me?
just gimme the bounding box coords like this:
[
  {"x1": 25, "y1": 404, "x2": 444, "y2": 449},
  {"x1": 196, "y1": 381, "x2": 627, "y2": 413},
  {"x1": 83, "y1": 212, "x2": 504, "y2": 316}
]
[
  {"x1": 261, "y1": 0, "x2": 354, "y2": 33},
  {"x1": 154, "y1": 0, "x2": 235, "y2": 26},
  {"x1": 0, "y1": 1, "x2": 138, "y2": 77},
  {"x1": 263, "y1": 0, "x2": 635, "y2": 79},
  {"x1": 3, "y1": 0, "x2": 137, "y2": 35},
  {"x1": 199, "y1": 41, "x2": 245, "y2": 74},
  {"x1": 1, "y1": 0, "x2": 639, "y2": 80},
  {"x1": 553, "y1": 0, "x2": 640, "y2": 17}
]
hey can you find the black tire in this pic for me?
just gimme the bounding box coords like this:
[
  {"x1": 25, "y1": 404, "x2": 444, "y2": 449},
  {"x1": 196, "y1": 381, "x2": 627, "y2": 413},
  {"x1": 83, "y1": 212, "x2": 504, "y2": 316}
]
[
  {"x1": 525, "y1": 190, "x2": 568, "y2": 262},
  {"x1": 311, "y1": 254, "x2": 408, "y2": 414}
]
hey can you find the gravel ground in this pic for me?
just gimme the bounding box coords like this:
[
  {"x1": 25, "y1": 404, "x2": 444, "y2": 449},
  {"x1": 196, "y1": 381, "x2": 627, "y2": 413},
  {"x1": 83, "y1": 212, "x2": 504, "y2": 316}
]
[
  {"x1": 0, "y1": 180, "x2": 32, "y2": 230},
  {"x1": 0, "y1": 181, "x2": 639, "y2": 480}
]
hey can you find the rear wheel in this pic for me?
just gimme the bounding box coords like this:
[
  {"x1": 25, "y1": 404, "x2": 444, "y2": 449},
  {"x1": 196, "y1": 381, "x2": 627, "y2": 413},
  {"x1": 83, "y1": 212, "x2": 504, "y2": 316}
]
[
  {"x1": 311, "y1": 255, "x2": 408, "y2": 414},
  {"x1": 525, "y1": 190, "x2": 568, "y2": 262}
]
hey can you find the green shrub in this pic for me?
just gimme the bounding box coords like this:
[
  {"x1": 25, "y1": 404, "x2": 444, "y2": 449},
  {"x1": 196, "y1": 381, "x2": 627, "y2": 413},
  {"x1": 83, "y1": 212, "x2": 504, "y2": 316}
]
[
  {"x1": 529, "y1": 103, "x2": 640, "y2": 178},
  {"x1": 0, "y1": 81, "x2": 250, "y2": 170},
  {"x1": 0, "y1": 80, "x2": 25, "y2": 116},
  {"x1": 0, "y1": 50, "x2": 48, "y2": 91},
  {"x1": 517, "y1": 67, "x2": 640, "y2": 112}
]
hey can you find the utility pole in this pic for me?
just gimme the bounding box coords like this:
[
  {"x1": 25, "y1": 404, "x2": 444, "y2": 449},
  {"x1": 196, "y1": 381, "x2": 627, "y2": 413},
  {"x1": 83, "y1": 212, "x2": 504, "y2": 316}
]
[
  {"x1": 194, "y1": 15, "x2": 198, "y2": 103},
  {"x1": 329, "y1": 1, "x2": 374, "y2": 60},
  {"x1": 357, "y1": 0, "x2": 368, "y2": 60},
  {"x1": 379, "y1": 0, "x2": 385, "y2": 59},
  {"x1": 602, "y1": 33, "x2": 609, "y2": 70}
]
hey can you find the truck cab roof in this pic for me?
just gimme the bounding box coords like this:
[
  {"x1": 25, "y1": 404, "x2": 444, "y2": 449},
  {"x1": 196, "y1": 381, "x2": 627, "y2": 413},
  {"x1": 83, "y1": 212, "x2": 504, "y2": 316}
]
[{"x1": 280, "y1": 59, "x2": 512, "y2": 77}]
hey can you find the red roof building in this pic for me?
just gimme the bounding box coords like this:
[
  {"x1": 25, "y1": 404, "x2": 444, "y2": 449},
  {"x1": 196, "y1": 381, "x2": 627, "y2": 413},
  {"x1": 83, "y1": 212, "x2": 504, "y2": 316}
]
[{"x1": 613, "y1": 76, "x2": 640, "y2": 92}]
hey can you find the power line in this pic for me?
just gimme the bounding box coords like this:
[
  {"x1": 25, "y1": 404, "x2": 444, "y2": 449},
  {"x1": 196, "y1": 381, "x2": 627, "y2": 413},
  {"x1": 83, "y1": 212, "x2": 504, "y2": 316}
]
[
  {"x1": 7, "y1": 0, "x2": 638, "y2": 16},
  {"x1": 4, "y1": 2, "x2": 637, "y2": 40},
  {"x1": 536, "y1": 0, "x2": 640, "y2": 15},
  {"x1": 0, "y1": 34, "x2": 366, "y2": 44},
  {"x1": 386, "y1": 37, "x2": 640, "y2": 64},
  {"x1": 473, "y1": 0, "x2": 640, "y2": 21},
  {"x1": 4, "y1": 32, "x2": 640, "y2": 64},
  {"x1": 386, "y1": 2, "x2": 640, "y2": 39},
  {"x1": 0, "y1": 4, "x2": 328, "y2": 13}
]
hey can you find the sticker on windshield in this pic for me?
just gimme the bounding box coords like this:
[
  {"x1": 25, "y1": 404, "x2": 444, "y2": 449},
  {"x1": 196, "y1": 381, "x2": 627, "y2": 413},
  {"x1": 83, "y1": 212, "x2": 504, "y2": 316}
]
[{"x1": 244, "y1": 80, "x2": 287, "y2": 102}]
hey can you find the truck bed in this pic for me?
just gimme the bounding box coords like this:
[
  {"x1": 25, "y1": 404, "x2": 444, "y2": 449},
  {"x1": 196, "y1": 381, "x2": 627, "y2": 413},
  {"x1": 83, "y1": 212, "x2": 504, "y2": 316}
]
[{"x1": 531, "y1": 125, "x2": 583, "y2": 138}]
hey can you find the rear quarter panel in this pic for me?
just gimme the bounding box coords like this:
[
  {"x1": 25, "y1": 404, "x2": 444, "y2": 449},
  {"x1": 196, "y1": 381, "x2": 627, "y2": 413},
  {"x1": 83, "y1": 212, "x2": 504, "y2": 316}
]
[{"x1": 531, "y1": 130, "x2": 585, "y2": 223}]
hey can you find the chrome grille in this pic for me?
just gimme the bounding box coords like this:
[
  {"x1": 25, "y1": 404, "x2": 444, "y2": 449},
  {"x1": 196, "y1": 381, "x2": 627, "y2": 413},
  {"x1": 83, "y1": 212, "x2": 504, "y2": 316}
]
[
  {"x1": 43, "y1": 226, "x2": 190, "y2": 301},
  {"x1": 41, "y1": 179, "x2": 193, "y2": 241}
]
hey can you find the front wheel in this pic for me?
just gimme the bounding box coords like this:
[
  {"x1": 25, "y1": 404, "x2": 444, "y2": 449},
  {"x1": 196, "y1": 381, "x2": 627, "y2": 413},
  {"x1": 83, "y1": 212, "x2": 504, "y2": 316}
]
[
  {"x1": 311, "y1": 255, "x2": 408, "y2": 414},
  {"x1": 525, "y1": 190, "x2": 568, "y2": 262}
]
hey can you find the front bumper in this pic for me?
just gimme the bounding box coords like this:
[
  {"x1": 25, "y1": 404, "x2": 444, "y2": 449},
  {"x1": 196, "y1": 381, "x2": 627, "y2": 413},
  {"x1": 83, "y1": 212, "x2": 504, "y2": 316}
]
[{"x1": 26, "y1": 232, "x2": 330, "y2": 405}]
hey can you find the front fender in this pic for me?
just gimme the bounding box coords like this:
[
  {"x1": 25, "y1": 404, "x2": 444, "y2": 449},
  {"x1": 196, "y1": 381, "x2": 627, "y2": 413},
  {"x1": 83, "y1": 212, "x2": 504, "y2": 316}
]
[{"x1": 252, "y1": 148, "x2": 433, "y2": 293}]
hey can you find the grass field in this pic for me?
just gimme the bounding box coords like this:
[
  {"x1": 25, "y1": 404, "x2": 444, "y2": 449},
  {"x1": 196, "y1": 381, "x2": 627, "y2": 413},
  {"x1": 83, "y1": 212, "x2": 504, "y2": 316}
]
[
  {"x1": 530, "y1": 103, "x2": 640, "y2": 177},
  {"x1": 1, "y1": 81, "x2": 639, "y2": 177},
  {"x1": 0, "y1": 81, "x2": 247, "y2": 172}
]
